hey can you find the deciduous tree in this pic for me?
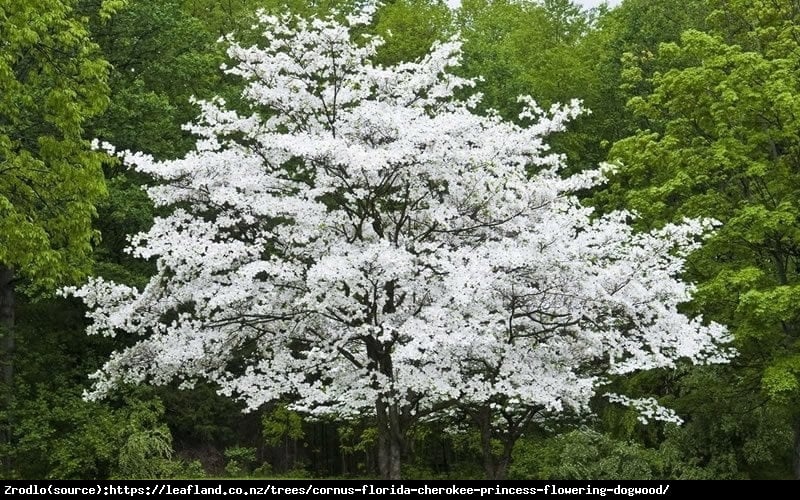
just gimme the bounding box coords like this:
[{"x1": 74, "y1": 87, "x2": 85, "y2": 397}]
[
  {"x1": 70, "y1": 8, "x2": 729, "y2": 479},
  {"x1": 0, "y1": 0, "x2": 110, "y2": 472},
  {"x1": 599, "y1": 0, "x2": 800, "y2": 478}
]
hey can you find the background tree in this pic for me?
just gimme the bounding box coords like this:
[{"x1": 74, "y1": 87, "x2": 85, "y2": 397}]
[
  {"x1": 597, "y1": 0, "x2": 800, "y2": 478},
  {"x1": 456, "y1": 0, "x2": 608, "y2": 169},
  {"x1": 3, "y1": 0, "x2": 244, "y2": 479},
  {"x1": 181, "y1": 0, "x2": 265, "y2": 37},
  {"x1": 576, "y1": 0, "x2": 711, "y2": 156},
  {"x1": 0, "y1": 0, "x2": 111, "y2": 473},
  {"x1": 372, "y1": 0, "x2": 453, "y2": 66},
  {"x1": 80, "y1": 0, "x2": 227, "y2": 283}
]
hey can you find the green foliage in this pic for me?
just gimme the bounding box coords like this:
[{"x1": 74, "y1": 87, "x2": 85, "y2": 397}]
[
  {"x1": 112, "y1": 397, "x2": 207, "y2": 480},
  {"x1": 6, "y1": 237, "x2": 194, "y2": 480},
  {"x1": 669, "y1": 366, "x2": 794, "y2": 479},
  {"x1": 458, "y1": 0, "x2": 591, "y2": 116},
  {"x1": 113, "y1": 399, "x2": 175, "y2": 479},
  {"x1": 8, "y1": 383, "x2": 181, "y2": 479},
  {"x1": 335, "y1": 422, "x2": 377, "y2": 475},
  {"x1": 594, "y1": 0, "x2": 800, "y2": 476},
  {"x1": 573, "y1": 0, "x2": 712, "y2": 164},
  {"x1": 338, "y1": 423, "x2": 376, "y2": 456},
  {"x1": 92, "y1": 175, "x2": 155, "y2": 287},
  {"x1": 373, "y1": 0, "x2": 452, "y2": 66},
  {"x1": 456, "y1": 0, "x2": 611, "y2": 168},
  {"x1": 8, "y1": 391, "x2": 120, "y2": 479},
  {"x1": 262, "y1": 405, "x2": 305, "y2": 446},
  {"x1": 160, "y1": 384, "x2": 244, "y2": 448},
  {"x1": 98, "y1": 0, "x2": 127, "y2": 20},
  {"x1": 251, "y1": 461, "x2": 273, "y2": 477},
  {"x1": 509, "y1": 430, "x2": 709, "y2": 480},
  {"x1": 0, "y1": 0, "x2": 109, "y2": 294},
  {"x1": 279, "y1": 465, "x2": 312, "y2": 479},
  {"x1": 224, "y1": 446, "x2": 257, "y2": 477},
  {"x1": 84, "y1": 0, "x2": 225, "y2": 159},
  {"x1": 604, "y1": 0, "x2": 800, "y2": 388},
  {"x1": 182, "y1": 0, "x2": 280, "y2": 36},
  {"x1": 219, "y1": 0, "x2": 361, "y2": 35},
  {"x1": 401, "y1": 424, "x2": 485, "y2": 479}
]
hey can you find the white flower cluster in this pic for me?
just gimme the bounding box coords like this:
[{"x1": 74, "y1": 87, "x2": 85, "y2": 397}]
[
  {"x1": 605, "y1": 394, "x2": 685, "y2": 425},
  {"x1": 71, "y1": 8, "x2": 731, "y2": 427}
]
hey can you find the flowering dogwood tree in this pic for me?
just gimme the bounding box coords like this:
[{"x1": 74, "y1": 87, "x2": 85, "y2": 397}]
[{"x1": 69, "y1": 8, "x2": 730, "y2": 479}]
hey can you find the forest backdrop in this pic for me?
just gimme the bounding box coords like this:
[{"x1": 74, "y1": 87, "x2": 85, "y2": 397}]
[{"x1": 1, "y1": 0, "x2": 800, "y2": 480}]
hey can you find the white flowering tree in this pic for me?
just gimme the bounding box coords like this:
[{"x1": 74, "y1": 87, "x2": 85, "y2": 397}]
[{"x1": 69, "y1": 8, "x2": 730, "y2": 479}]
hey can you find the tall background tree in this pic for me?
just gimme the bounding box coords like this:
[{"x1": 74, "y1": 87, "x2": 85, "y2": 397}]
[
  {"x1": 597, "y1": 0, "x2": 800, "y2": 478},
  {"x1": 2, "y1": 0, "x2": 238, "y2": 479},
  {"x1": 0, "y1": 0, "x2": 110, "y2": 473}
]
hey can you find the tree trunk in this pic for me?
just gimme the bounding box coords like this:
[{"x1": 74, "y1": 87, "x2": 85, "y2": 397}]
[
  {"x1": 0, "y1": 266, "x2": 15, "y2": 475},
  {"x1": 376, "y1": 397, "x2": 402, "y2": 479},
  {"x1": 474, "y1": 406, "x2": 515, "y2": 480},
  {"x1": 365, "y1": 332, "x2": 404, "y2": 479}
]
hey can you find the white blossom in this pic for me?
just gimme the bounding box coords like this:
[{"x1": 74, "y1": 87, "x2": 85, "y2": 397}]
[{"x1": 69, "y1": 9, "x2": 731, "y2": 434}]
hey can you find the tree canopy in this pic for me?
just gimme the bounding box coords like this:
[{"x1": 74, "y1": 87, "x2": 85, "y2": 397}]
[{"x1": 0, "y1": 0, "x2": 109, "y2": 293}]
